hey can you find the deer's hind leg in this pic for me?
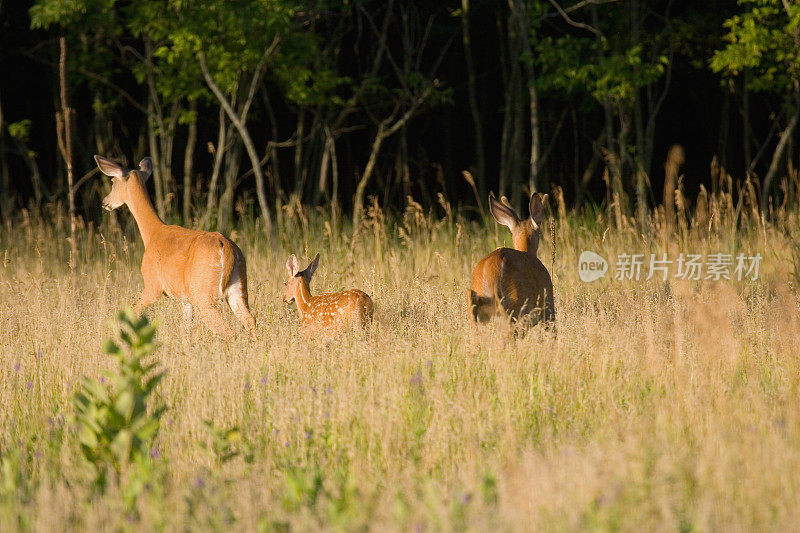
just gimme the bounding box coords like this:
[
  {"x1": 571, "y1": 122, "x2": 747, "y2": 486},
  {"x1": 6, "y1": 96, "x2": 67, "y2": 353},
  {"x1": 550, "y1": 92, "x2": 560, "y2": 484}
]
[
  {"x1": 193, "y1": 296, "x2": 234, "y2": 339},
  {"x1": 224, "y1": 258, "x2": 256, "y2": 338},
  {"x1": 182, "y1": 301, "x2": 194, "y2": 327},
  {"x1": 226, "y1": 286, "x2": 256, "y2": 338},
  {"x1": 469, "y1": 290, "x2": 499, "y2": 322}
]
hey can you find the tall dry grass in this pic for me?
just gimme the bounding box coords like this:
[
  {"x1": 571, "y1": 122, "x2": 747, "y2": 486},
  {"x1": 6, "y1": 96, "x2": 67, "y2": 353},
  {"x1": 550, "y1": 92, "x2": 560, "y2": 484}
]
[{"x1": 0, "y1": 180, "x2": 799, "y2": 531}]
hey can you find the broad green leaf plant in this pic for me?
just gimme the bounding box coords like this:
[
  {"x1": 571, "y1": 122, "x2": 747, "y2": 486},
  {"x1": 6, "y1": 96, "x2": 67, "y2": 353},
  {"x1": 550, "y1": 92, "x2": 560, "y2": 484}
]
[{"x1": 71, "y1": 308, "x2": 165, "y2": 509}]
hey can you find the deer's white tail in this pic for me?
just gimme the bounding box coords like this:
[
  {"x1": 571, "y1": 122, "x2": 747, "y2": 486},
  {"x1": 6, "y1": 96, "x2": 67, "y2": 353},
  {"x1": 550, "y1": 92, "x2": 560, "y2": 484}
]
[{"x1": 218, "y1": 239, "x2": 235, "y2": 299}]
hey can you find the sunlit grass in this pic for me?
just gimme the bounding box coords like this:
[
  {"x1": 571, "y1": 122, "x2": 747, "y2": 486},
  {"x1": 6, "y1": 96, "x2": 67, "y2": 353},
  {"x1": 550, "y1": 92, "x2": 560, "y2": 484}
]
[{"x1": 1, "y1": 193, "x2": 799, "y2": 530}]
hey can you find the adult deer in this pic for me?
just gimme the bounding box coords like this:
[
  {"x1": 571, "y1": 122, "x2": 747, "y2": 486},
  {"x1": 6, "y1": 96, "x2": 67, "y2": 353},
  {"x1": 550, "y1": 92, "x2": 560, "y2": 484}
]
[
  {"x1": 469, "y1": 192, "x2": 555, "y2": 326},
  {"x1": 283, "y1": 253, "x2": 374, "y2": 332},
  {"x1": 95, "y1": 155, "x2": 256, "y2": 338}
]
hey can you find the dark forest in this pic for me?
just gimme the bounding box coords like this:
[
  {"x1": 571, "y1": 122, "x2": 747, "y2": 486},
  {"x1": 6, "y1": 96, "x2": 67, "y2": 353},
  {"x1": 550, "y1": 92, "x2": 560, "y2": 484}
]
[{"x1": 0, "y1": 0, "x2": 794, "y2": 229}]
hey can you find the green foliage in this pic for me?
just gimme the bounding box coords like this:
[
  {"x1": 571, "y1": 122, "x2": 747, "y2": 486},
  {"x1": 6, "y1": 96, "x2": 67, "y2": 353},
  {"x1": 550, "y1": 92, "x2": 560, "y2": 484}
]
[
  {"x1": 534, "y1": 37, "x2": 667, "y2": 106},
  {"x1": 29, "y1": 0, "x2": 116, "y2": 29},
  {"x1": 274, "y1": 61, "x2": 350, "y2": 109},
  {"x1": 275, "y1": 462, "x2": 362, "y2": 530},
  {"x1": 0, "y1": 449, "x2": 29, "y2": 504},
  {"x1": 711, "y1": 0, "x2": 800, "y2": 93},
  {"x1": 202, "y1": 420, "x2": 253, "y2": 464},
  {"x1": 141, "y1": 0, "x2": 295, "y2": 90},
  {"x1": 480, "y1": 472, "x2": 498, "y2": 506},
  {"x1": 71, "y1": 308, "x2": 165, "y2": 508},
  {"x1": 282, "y1": 463, "x2": 324, "y2": 512},
  {"x1": 30, "y1": 0, "x2": 128, "y2": 111},
  {"x1": 0, "y1": 448, "x2": 32, "y2": 531},
  {"x1": 7, "y1": 121, "x2": 32, "y2": 142},
  {"x1": 405, "y1": 369, "x2": 432, "y2": 465}
]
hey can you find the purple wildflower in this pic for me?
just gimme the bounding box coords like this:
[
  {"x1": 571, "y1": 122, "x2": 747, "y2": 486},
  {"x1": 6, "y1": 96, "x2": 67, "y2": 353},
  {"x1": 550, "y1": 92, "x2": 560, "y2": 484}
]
[
  {"x1": 150, "y1": 446, "x2": 160, "y2": 459},
  {"x1": 13, "y1": 363, "x2": 20, "y2": 372},
  {"x1": 244, "y1": 382, "x2": 251, "y2": 392}
]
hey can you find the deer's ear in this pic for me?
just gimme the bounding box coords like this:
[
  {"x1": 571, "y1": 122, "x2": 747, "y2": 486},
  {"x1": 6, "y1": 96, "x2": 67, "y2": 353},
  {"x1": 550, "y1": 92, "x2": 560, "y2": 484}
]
[
  {"x1": 489, "y1": 193, "x2": 519, "y2": 230},
  {"x1": 286, "y1": 254, "x2": 300, "y2": 277},
  {"x1": 94, "y1": 155, "x2": 126, "y2": 180},
  {"x1": 303, "y1": 253, "x2": 320, "y2": 281},
  {"x1": 529, "y1": 193, "x2": 547, "y2": 229},
  {"x1": 137, "y1": 157, "x2": 153, "y2": 183}
]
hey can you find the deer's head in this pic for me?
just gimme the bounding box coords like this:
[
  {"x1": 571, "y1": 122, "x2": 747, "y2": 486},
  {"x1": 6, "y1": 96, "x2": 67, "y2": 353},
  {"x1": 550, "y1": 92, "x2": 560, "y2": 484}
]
[
  {"x1": 489, "y1": 192, "x2": 547, "y2": 254},
  {"x1": 283, "y1": 253, "x2": 320, "y2": 303},
  {"x1": 94, "y1": 155, "x2": 153, "y2": 211}
]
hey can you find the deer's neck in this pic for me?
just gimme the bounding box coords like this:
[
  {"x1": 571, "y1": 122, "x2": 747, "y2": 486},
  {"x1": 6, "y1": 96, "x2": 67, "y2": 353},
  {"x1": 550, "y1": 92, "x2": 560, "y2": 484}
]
[
  {"x1": 294, "y1": 279, "x2": 315, "y2": 319},
  {"x1": 126, "y1": 178, "x2": 164, "y2": 248},
  {"x1": 512, "y1": 235, "x2": 537, "y2": 257},
  {"x1": 513, "y1": 221, "x2": 539, "y2": 258}
]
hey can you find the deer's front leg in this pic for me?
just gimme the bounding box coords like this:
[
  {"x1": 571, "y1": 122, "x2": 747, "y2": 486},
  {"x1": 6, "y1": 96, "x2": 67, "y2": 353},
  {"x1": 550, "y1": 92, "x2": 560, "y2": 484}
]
[{"x1": 134, "y1": 282, "x2": 162, "y2": 313}]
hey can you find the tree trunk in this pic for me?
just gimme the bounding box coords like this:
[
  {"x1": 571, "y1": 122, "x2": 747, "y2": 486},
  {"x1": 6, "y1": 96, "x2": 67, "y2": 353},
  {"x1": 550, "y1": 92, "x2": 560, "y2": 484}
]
[
  {"x1": 314, "y1": 124, "x2": 331, "y2": 207},
  {"x1": 497, "y1": 7, "x2": 510, "y2": 197},
  {"x1": 497, "y1": 5, "x2": 525, "y2": 204},
  {"x1": 617, "y1": 104, "x2": 632, "y2": 212},
  {"x1": 351, "y1": 80, "x2": 435, "y2": 227},
  {"x1": 300, "y1": 121, "x2": 323, "y2": 201},
  {"x1": 146, "y1": 100, "x2": 166, "y2": 219},
  {"x1": 717, "y1": 90, "x2": 730, "y2": 173},
  {"x1": 12, "y1": 136, "x2": 45, "y2": 206},
  {"x1": 199, "y1": 52, "x2": 272, "y2": 235},
  {"x1": 262, "y1": 89, "x2": 283, "y2": 200},
  {"x1": 294, "y1": 109, "x2": 305, "y2": 197},
  {"x1": 329, "y1": 127, "x2": 340, "y2": 216},
  {"x1": 761, "y1": 93, "x2": 800, "y2": 213},
  {"x1": 353, "y1": 124, "x2": 386, "y2": 228},
  {"x1": 182, "y1": 100, "x2": 198, "y2": 226},
  {"x1": 572, "y1": 108, "x2": 581, "y2": 204},
  {"x1": 144, "y1": 39, "x2": 178, "y2": 220},
  {"x1": 399, "y1": 126, "x2": 411, "y2": 199},
  {"x1": 57, "y1": 37, "x2": 77, "y2": 273},
  {"x1": 663, "y1": 144, "x2": 684, "y2": 232},
  {"x1": 460, "y1": 0, "x2": 486, "y2": 196},
  {"x1": 510, "y1": 73, "x2": 525, "y2": 209},
  {"x1": 764, "y1": 0, "x2": 800, "y2": 214},
  {"x1": 0, "y1": 88, "x2": 9, "y2": 219},
  {"x1": 203, "y1": 107, "x2": 227, "y2": 228},
  {"x1": 509, "y1": 0, "x2": 541, "y2": 193},
  {"x1": 525, "y1": 72, "x2": 542, "y2": 194},
  {"x1": 742, "y1": 71, "x2": 752, "y2": 173},
  {"x1": 218, "y1": 140, "x2": 242, "y2": 233}
]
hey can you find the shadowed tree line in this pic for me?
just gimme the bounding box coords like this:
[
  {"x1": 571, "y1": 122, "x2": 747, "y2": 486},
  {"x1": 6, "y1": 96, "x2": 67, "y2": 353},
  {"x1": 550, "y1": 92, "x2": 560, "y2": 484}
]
[{"x1": 0, "y1": 0, "x2": 798, "y2": 232}]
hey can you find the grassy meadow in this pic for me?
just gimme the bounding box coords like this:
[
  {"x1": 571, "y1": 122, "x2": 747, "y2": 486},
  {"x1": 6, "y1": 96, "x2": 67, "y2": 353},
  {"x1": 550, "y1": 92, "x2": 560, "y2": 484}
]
[{"x1": 1, "y1": 187, "x2": 800, "y2": 531}]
